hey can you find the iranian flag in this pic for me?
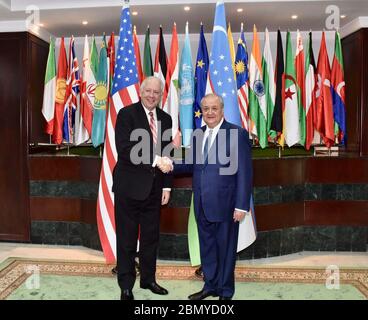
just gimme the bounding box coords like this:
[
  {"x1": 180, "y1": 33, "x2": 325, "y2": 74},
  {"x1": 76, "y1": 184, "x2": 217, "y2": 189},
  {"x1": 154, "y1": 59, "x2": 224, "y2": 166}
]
[
  {"x1": 164, "y1": 23, "x2": 181, "y2": 147},
  {"x1": 41, "y1": 37, "x2": 56, "y2": 135},
  {"x1": 249, "y1": 25, "x2": 267, "y2": 147},
  {"x1": 284, "y1": 31, "x2": 300, "y2": 147}
]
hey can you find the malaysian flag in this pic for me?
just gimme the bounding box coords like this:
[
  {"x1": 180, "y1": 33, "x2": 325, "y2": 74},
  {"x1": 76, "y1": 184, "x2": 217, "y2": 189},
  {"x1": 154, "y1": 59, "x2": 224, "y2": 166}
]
[
  {"x1": 235, "y1": 25, "x2": 249, "y2": 131},
  {"x1": 96, "y1": 4, "x2": 140, "y2": 263}
]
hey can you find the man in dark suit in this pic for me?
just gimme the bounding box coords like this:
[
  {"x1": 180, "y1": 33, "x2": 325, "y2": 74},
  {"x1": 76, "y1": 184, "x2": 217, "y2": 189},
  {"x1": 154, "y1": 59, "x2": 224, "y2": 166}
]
[
  {"x1": 113, "y1": 76, "x2": 173, "y2": 300},
  {"x1": 174, "y1": 93, "x2": 253, "y2": 300}
]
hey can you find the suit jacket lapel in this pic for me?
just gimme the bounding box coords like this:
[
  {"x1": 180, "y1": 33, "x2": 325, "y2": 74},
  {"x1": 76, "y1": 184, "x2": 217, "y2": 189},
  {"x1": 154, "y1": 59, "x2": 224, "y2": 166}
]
[{"x1": 205, "y1": 120, "x2": 228, "y2": 166}]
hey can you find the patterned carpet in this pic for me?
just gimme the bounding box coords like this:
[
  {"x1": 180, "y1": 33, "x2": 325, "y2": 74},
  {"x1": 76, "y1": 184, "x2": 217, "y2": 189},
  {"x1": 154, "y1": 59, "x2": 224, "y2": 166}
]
[{"x1": 1, "y1": 259, "x2": 367, "y2": 300}]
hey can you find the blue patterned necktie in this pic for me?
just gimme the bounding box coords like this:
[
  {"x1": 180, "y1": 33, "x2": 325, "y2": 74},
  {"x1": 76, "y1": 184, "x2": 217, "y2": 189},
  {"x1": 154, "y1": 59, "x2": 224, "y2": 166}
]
[{"x1": 203, "y1": 129, "x2": 213, "y2": 162}]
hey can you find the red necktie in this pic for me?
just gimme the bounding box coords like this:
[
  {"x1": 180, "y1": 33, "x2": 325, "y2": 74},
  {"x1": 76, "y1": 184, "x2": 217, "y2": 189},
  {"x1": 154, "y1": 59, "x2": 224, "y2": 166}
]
[{"x1": 149, "y1": 111, "x2": 157, "y2": 145}]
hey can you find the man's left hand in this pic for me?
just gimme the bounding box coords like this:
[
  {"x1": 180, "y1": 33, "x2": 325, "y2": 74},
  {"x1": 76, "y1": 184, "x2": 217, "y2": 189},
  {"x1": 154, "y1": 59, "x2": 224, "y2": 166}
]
[
  {"x1": 161, "y1": 190, "x2": 171, "y2": 205},
  {"x1": 233, "y1": 209, "x2": 246, "y2": 222}
]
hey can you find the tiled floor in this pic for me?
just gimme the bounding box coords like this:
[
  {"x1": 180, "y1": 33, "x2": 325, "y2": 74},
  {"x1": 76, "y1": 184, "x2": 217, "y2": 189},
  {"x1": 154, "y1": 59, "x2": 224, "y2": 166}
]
[{"x1": 0, "y1": 242, "x2": 367, "y2": 268}]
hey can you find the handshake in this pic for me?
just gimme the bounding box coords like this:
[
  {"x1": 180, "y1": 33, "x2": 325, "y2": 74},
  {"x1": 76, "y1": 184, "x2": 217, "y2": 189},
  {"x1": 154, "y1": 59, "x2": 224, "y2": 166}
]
[{"x1": 156, "y1": 156, "x2": 173, "y2": 173}]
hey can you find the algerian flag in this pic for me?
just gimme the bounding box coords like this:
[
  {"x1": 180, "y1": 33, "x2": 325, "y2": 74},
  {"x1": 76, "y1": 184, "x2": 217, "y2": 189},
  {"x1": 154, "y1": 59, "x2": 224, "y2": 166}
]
[
  {"x1": 284, "y1": 31, "x2": 300, "y2": 146},
  {"x1": 41, "y1": 37, "x2": 56, "y2": 135}
]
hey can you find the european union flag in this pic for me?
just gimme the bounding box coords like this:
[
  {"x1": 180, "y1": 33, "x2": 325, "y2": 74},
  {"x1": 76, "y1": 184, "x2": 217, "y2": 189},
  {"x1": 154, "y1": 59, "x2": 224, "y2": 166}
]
[
  {"x1": 193, "y1": 24, "x2": 209, "y2": 129},
  {"x1": 208, "y1": 1, "x2": 241, "y2": 126}
]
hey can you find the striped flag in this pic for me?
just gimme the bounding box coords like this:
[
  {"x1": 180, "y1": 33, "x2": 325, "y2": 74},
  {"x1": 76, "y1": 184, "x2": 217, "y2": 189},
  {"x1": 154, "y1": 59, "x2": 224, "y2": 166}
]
[
  {"x1": 143, "y1": 26, "x2": 153, "y2": 79},
  {"x1": 235, "y1": 24, "x2": 250, "y2": 131},
  {"x1": 154, "y1": 26, "x2": 168, "y2": 108},
  {"x1": 53, "y1": 37, "x2": 67, "y2": 145},
  {"x1": 179, "y1": 22, "x2": 194, "y2": 147},
  {"x1": 206, "y1": 0, "x2": 241, "y2": 127},
  {"x1": 165, "y1": 23, "x2": 181, "y2": 147},
  {"x1": 80, "y1": 35, "x2": 94, "y2": 137},
  {"x1": 305, "y1": 31, "x2": 317, "y2": 150},
  {"x1": 133, "y1": 26, "x2": 143, "y2": 84},
  {"x1": 270, "y1": 30, "x2": 284, "y2": 142},
  {"x1": 331, "y1": 31, "x2": 346, "y2": 145},
  {"x1": 41, "y1": 37, "x2": 56, "y2": 136},
  {"x1": 262, "y1": 28, "x2": 275, "y2": 141},
  {"x1": 295, "y1": 30, "x2": 306, "y2": 147},
  {"x1": 63, "y1": 36, "x2": 80, "y2": 144},
  {"x1": 249, "y1": 25, "x2": 267, "y2": 147},
  {"x1": 74, "y1": 35, "x2": 90, "y2": 145},
  {"x1": 96, "y1": 4, "x2": 140, "y2": 263}
]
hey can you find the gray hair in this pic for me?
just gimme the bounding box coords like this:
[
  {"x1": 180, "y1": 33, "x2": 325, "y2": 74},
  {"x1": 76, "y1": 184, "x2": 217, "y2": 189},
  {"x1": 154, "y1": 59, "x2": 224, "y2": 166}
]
[
  {"x1": 140, "y1": 76, "x2": 164, "y2": 94},
  {"x1": 200, "y1": 93, "x2": 224, "y2": 109}
]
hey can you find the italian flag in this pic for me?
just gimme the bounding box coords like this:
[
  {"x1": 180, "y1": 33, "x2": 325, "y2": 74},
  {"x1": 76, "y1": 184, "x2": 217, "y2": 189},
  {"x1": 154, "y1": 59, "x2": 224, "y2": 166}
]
[{"x1": 41, "y1": 38, "x2": 56, "y2": 135}]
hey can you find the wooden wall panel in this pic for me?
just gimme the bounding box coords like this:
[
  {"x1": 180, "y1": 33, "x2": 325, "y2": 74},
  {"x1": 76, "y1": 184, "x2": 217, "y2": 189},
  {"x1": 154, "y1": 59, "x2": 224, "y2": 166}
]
[
  {"x1": 0, "y1": 33, "x2": 30, "y2": 241},
  {"x1": 305, "y1": 201, "x2": 368, "y2": 226},
  {"x1": 28, "y1": 34, "x2": 49, "y2": 144},
  {"x1": 30, "y1": 197, "x2": 97, "y2": 224},
  {"x1": 254, "y1": 202, "x2": 305, "y2": 232}
]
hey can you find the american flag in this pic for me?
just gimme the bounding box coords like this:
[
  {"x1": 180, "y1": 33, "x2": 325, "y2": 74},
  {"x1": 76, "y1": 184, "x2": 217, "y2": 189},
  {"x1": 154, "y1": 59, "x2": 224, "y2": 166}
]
[{"x1": 96, "y1": 4, "x2": 140, "y2": 263}]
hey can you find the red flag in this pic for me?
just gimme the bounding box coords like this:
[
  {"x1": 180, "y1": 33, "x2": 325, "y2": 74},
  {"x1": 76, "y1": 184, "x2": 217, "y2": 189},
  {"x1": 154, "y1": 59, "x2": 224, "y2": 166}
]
[
  {"x1": 133, "y1": 26, "x2": 143, "y2": 84},
  {"x1": 305, "y1": 32, "x2": 317, "y2": 150},
  {"x1": 108, "y1": 32, "x2": 116, "y2": 90},
  {"x1": 316, "y1": 32, "x2": 334, "y2": 147},
  {"x1": 52, "y1": 37, "x2": 67, "y2": 145}
]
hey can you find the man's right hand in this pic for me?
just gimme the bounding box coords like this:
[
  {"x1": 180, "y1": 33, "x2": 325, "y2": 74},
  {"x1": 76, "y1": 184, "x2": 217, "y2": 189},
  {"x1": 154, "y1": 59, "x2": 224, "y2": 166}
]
[{"x1": 157, "y1": 156, "x2": 173, "y2": 173}]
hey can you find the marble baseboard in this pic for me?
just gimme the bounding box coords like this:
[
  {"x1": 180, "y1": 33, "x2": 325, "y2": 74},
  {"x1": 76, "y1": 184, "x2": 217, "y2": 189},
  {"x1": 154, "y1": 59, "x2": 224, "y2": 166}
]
[{"x1": 30, "y1": 222, "x2": 368, "y2": 260}]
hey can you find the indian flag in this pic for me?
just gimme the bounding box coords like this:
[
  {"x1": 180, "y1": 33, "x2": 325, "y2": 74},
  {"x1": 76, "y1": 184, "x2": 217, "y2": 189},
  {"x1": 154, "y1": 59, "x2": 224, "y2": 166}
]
[{"x1": 249, "y1": 25, "x2": 267, "y2": 148}]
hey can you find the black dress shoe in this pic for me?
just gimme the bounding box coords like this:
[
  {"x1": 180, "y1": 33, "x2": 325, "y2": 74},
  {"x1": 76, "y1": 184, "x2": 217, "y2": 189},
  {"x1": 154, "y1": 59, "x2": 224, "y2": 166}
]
[
  {"x1": 140, "y1": 282, "x2": 168, "y2": 295},
  {"x1": 188, "y1": 289, "x2": 218, "y2": 300},
  {"x1": 120, "y1": 289, "x2": 134, "y2": 300},
  {"x1": 111, "y1": 266, "x2": 118, "y2": 275},
  {"x1": 194, "y1": 266, "x2": 204, "y2": 280},
  {"x1": 219, "y1": 296, "x2": 232, "y2": 300}
]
